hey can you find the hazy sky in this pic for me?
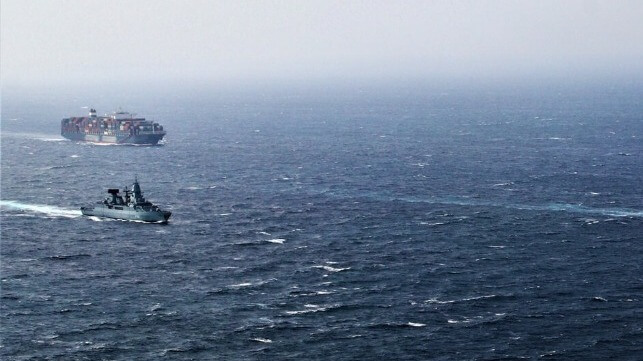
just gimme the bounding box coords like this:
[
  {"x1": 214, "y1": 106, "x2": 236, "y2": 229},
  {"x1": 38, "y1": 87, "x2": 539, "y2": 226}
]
[{"x1": 2, "y1": 0, "x2": 643, "y2": 87}]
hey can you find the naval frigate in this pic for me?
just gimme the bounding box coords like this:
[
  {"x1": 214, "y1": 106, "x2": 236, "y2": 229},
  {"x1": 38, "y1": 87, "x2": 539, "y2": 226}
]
[{"x1": 81, "y1": 178, "x2": 171, "y2": 222}]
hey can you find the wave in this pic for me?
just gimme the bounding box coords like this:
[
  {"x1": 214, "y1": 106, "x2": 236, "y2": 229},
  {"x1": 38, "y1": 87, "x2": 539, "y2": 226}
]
[
  {"x1": 284, "y1": 304, "x2": 333, "y2": 315},
  {"x1": 425, "y1": 294, "x2": 498, "y2": 304},
  {"x1": 368, "y1": 321, "x2": 430, "y2": 329},
  {"x1": 419, "y1": 221, "x2": 447, "y2": 226},
  {"x1": 41, "y1": 164, "x2": 75, "y2": 170},
  {"x1": 251, "y1": 338, "x2": 273, "y2": 343},
  {"x1": 406, "y1": 322, "x2": 426, "y2": 327},
  {"x1": 416, "y1": 197, "x2": 643, "y2": 218},
  {"x1": 1, "y1": 200, "x2": 82, "y2": 218},
  {"x1": 311, "y1": 265, "x2": 351, "y2": 273},
  {"x1": 210, "y1": 278, "x2": 277, "y2": 293},
  {"x1": 44, "y1": 254, "x2": 92, "y2": 262},
  {"x1": 319, "y1": 189, "x2": 643, "y2": 218}
]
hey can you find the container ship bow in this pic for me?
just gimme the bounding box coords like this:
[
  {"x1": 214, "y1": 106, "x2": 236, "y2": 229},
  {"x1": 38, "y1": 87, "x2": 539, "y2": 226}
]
[{"x1": 61, "y1": 109, "x2": 166, "y2": 145}]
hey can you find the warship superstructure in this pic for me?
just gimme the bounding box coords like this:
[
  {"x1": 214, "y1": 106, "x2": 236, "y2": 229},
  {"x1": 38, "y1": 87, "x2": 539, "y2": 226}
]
[
  {"x1": 61, "y1": 109, "x2": 166, "y2": 145},
  {"x1": 81, "y1": 178, "x2": 171, "y2": 222}
]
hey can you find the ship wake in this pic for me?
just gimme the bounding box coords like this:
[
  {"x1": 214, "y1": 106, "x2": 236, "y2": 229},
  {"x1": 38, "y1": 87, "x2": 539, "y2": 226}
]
[{"x1": 0, "y1": 200, "x2": 82, "y2": 218}]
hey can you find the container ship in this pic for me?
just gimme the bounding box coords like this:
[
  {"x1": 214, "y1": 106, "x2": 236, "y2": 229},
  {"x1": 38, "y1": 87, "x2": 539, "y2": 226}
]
[{"x1": 61, "y1": 109, "x2": 166, "y2": 145}]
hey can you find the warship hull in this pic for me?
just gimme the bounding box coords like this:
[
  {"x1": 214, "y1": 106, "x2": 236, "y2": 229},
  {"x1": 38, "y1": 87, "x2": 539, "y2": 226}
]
[{"x1": 81, "y1": 205, "x2": 171, "y2": 223}]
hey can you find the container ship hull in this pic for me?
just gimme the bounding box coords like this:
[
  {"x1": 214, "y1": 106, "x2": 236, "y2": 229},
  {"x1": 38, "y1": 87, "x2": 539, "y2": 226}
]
[
  {"x1": 61, "y1": 109, "x2": 166, "y2": 145},
  {"x1": 61, "y1": 131, "x2": 165, "y2": 145}
]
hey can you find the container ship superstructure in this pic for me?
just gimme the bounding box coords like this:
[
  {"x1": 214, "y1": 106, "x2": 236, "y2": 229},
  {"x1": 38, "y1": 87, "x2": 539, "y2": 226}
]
[{"x1": 61, "y1": 109, "x2": 166, "y2": 145}]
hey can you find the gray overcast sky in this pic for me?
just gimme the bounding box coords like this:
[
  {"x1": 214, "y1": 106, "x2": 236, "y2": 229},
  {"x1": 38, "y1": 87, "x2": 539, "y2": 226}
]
[{"x1": 2, "y1": 0, "x2": 643, "y2": 87}]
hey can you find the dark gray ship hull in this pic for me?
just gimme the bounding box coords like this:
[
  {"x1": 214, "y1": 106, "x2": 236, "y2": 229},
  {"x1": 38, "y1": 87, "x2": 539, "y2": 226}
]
[
  {"x1": 62, "y1": 132, "x2": 165, "y2": 145},
  {"x1": 81, "y1": 205, "x2": 171, "y2": 222}
]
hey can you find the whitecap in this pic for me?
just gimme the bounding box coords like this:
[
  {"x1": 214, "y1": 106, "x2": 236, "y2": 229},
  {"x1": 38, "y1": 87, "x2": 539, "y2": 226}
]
[
  {"x1": 312, "y1": 265, "x2": 350, "y2": 272},
  {"x1": 407, "y1": 322, "x2": 426, "y2": 327},
  {"x1": 285, "y1": 305, "x2": 328, "y2": 315},
  {"x1": 227, "y1": 278, "x2": 275, "y2": 289},
  {"x1": 425, "y1": 294, "x2": 496, "y2": 304},
  {"x1": 266, "y1": 239, "x2": 285, "y2": 244},
  {"x1": 447, "y1": 318, "x2": 472, "y2": 324},
  {"x1": 419, "y1": 221, "x2": 447, "y2": 226},
  {"x1": 251, "y1": 338, "x2": 272, "y2": 343}
]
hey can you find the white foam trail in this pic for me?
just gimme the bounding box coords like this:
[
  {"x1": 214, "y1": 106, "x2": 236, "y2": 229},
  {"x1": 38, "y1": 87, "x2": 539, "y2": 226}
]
[
  {"x1": 1, "y1": 131, "x2": 67, "y2": 142},
  {"x1": 266, "y1": 238, "x2": 285, "y2": 244},
  {"x1": 1, "y1": 200, "x2": 81, "y2": 218}
]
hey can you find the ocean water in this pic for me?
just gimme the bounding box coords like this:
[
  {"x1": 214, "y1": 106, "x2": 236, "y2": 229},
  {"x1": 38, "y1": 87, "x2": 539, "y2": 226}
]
[{"x1": 1, "y1": 82, "x2": 642, "y2": 360}]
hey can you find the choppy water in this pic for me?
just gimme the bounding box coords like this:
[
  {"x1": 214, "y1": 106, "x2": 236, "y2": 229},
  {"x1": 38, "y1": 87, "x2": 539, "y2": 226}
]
[{"x1": 1, "y1": 83, "x2": 642, "y2": 360}]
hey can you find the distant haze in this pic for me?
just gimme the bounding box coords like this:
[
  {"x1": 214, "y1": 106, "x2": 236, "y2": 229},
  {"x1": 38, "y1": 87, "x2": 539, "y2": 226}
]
[{"x1": 2, "y1": 0, "x2": 643, "y2": 88}]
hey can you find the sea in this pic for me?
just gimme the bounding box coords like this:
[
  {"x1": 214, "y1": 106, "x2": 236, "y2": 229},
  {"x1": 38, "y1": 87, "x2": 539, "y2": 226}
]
[{"x1": 1, "y1": 81, "x2": 642, "y2": 360}]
